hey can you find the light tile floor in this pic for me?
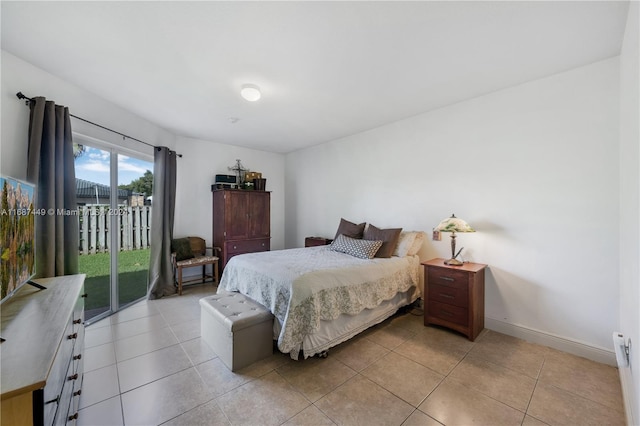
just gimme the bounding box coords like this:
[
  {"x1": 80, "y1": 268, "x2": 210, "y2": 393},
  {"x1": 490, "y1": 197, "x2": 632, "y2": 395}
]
[{"x1": 78, "y1": 285, "x2": 626, "y2": 426}]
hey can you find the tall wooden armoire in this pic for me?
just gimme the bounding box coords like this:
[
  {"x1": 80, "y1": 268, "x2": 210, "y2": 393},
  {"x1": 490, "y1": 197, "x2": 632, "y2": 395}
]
[{"x1": 212, "y1": 189, "x2": 270, "y2": 269}]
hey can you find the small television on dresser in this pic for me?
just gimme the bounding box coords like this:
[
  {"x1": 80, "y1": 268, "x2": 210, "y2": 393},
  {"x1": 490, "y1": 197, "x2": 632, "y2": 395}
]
[{"x1": 0, "y1": 175, "x2": 37, "y2": 303}]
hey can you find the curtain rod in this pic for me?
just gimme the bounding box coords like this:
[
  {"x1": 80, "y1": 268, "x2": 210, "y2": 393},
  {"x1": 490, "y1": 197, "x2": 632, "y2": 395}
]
[{"x1": 16, "y1": 92, "x2": 182, "y2": 157}]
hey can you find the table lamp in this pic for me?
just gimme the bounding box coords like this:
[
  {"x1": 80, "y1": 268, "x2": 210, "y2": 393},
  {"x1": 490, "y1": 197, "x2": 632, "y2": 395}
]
[{"x1": 435, "y1": 214, "x2": 475, "y2": 266}]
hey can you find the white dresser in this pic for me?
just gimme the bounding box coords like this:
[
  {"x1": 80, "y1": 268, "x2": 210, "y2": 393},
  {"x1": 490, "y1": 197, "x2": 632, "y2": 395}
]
[{"x1": 1, "y1": 274, "x2": 86, "y2": 425}]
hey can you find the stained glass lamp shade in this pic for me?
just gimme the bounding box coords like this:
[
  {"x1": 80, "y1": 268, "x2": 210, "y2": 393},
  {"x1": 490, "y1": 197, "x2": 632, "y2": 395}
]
[{"x1": 435, "y1": 214, "x2": 475, "y2": 266}]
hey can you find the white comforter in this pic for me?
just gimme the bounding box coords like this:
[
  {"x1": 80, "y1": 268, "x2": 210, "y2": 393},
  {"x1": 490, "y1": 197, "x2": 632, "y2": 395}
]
[{"x1": 218, "y1": 246, "x2": 420, "y2": 357}]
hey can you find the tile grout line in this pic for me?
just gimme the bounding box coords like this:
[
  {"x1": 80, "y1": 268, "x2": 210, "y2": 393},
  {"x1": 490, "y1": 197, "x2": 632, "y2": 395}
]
[
  {"x1": 522, "y1": 353, "x2": 547, "y2": 422},
  {"x1": 81, "y1": 291, "x2": 623, "y2": 426},
  {"x1": 110, "y1": 323, "x2": 124, "y2": 423},
  {"x1": 427, "y1": 330, "x2": 537, "y2": 423}
]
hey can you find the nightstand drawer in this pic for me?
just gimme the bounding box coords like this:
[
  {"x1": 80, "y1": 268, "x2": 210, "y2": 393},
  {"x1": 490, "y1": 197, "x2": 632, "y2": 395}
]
[
  {"x1": 429, "y1": 284, "x2": 468, "y2": 308},
  {"x1": 428, "y1": 268, "x2": 469, "y2": 290},
  {"x1": 428, "y1": 300, "x2": 468, "y2": 327}
]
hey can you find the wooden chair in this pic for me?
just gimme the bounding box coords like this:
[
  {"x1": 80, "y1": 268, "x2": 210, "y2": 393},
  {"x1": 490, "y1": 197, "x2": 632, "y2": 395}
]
[{"x1": 172, "y1": 237, "x2": 221, "y2": 295}]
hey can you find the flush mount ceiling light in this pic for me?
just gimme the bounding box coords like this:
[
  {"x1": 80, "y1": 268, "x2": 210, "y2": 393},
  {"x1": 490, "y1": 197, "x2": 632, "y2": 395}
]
[{"x1": 240, "y1": 84, "x2": 261, "y2": 102}]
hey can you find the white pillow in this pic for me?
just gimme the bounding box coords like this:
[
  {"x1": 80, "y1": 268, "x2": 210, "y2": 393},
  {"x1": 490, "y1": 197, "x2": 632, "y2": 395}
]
[
  {"x1": 393, "y1": 231, "x2": 425, "y2": 257},
  {"x1": 407, "y1": 231, "x2": 425, "y2": 256}
]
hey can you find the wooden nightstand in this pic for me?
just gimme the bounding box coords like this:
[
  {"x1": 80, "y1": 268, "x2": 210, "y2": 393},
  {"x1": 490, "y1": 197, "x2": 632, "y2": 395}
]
[
  {"x1": 304, "y1": 237, "x2": 333, "y2": 247},
  {"x1": 422, "y1": 258, "x2": 487, "y2": 341}
]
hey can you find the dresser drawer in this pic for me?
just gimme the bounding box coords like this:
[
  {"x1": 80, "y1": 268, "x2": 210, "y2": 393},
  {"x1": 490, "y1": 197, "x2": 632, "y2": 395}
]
[
  {"x1": 429, "y1": 284, "x2": 468, "y2": 308},
  {"x1": 428, "y1": 268, "x2": 469, "y2": 290},
  {"x1": 68, "y1": 372, "x2": 83, "y2": 425},
  {"x1": 73, "y1": 291, "x2": 84, "y2": 334},
  {"x1": 226, "y1": 239, "x2": 269, "y2": 255},
  {"x1": 54, "y1": 359, "x2": 77, "y2": 425},
  {"x1": 43, "y1": 318, "x2": 76, "y2": 424},
  {"x1": 428, "y1": 300, "x2": 468, "y2": 327},
  {"x1": 72, "y1": 324, "x2": 85, "y2": 376}
]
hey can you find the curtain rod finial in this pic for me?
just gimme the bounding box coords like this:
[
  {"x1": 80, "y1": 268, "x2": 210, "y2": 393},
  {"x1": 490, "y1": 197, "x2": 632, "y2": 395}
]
[{"x1": 16, "y1": 92, "x2": 33, "y2": 105}]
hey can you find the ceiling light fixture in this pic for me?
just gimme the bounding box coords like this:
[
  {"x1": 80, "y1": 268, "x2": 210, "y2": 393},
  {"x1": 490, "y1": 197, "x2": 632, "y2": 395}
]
[{"x1": 240, "y1": 84, "x2": 261, "y2": 102}]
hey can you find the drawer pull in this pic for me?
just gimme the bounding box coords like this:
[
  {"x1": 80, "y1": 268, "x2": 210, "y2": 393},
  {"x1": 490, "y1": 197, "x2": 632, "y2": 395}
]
[
  {"x1": 68, "y1": 332, "x2": 78, "y2": 340},
  {"x1": 68, "y1": 373, "x2": 79, "y2": 381},
  {"x1": 73, "y1": 389, "x2": 82, "y2": 397},
  {"x1": 233, "y1": 245, "x2": 237, "y2": 249},
  {"x1": 439, "y1": 293, "x2": 455, "y2": 299},
  {"x1": 441, "y1": 310, "x2": 454, "y2": 317},
  {"x1": 73, "y1": 318, "x2": 82, "y2": 324},
  {"x1": 81, "y1": 293, "x2": 88, "y2": 298},
  {"x1": 45, "y1": 396, "x2": 60, "y2": 405},
  {"x1": 73, "y1": 354, "x2": 82, "y2": 360},
  {"x1": 440, "y1": 276, "x2": 455, "y2": 282},
  {"x1": 68, "y1": 413, "x2": 79, "y2": 421}
]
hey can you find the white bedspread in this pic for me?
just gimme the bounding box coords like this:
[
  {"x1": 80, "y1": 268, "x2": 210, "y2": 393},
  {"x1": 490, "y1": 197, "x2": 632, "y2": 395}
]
[{"x1": 218, "y1": 246, "x2": 420, "y2": 357}]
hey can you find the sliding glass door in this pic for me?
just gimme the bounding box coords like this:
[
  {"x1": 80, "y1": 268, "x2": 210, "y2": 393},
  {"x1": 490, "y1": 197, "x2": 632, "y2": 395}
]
[
  {"x1": 117, "y1": 155, "x2": 153, "y2": 307},
  {"x1": 76, "y1": 145, "x2": 112, "y2": 321},
  {"x1": 75, "y1": 139, "x2": 153, "y2": 323}
]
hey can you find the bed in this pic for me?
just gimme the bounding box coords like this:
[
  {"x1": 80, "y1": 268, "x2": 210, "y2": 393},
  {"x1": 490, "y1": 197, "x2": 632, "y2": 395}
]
[{"x1": 217, "y1": 240, "x2": 422, "y2": 359}]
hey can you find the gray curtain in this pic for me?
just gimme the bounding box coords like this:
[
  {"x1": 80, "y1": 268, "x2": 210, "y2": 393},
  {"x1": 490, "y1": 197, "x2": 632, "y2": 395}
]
[
  {"x1": 26, "y1": 97, "x2": 78, "y2": 278},
  {"x1": 147, "y1": 147, "x2": 177, "y2": 299}
]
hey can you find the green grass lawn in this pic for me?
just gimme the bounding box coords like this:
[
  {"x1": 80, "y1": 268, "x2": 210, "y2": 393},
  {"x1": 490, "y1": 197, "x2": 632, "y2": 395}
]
[{"x1": 79, "y1": 249, "x2": 150, "y2": 311}]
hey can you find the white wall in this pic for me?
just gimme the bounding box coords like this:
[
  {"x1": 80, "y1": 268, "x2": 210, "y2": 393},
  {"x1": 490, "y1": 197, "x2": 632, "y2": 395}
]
[
  {"x1": 285, "y1": 58, "x2": 620, "y2": 360},
  {"x1": 1, "y1": 50, "x2": 286, "y2": 255},
  {"x1": 1, "y1": 51, "x2": 175, "y2": 178},
  {"x1": 619, "y1": 1, "x2": 639, "y2": 423},
  {"x1": 173, "y1": 136, "x2": 286, "y2": 251},
  {"x1": 2, "y1": 42, "x2": 628, "y2": 370}
]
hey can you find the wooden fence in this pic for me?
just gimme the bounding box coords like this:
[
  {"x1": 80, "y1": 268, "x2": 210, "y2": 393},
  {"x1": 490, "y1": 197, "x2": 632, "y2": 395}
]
[{"x1": 79, "y1": 205, "x2": 152, "y2": 254}]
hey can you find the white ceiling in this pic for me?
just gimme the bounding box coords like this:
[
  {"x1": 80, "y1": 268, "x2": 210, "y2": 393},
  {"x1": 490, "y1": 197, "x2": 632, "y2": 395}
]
[{"x1": 1, "y1": 1, "x2": 630, "y2": 153}]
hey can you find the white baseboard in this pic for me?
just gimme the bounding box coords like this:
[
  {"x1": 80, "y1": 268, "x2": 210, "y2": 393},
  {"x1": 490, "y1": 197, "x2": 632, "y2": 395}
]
[
  {"x1": 485, "y1": 316, "x2": 616, "y2": 366},
  {"x1": 618, "y1": 365, "x2": 636, "y2": 426},
  {"x1": 613, "y1": 332, "x2": 637, "y2": 426}
]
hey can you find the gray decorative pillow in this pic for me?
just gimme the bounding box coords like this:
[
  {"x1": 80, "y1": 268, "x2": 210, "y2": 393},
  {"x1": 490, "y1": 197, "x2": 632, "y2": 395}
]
[
  {"x1": 334, "y1": 218, "x2": 366, "y2": 240},
  {"x1": 329, "y1": 234, "x2": 383, "y2": 259},
  {"x1": 363, "y1": 224, "x2": 402, "y2": 258}
]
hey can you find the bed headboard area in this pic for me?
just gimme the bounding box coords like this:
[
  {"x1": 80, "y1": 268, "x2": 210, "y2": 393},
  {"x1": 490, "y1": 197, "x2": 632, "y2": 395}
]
[{"x1": 331, "y1": 217, "x2": 425, "y2": 260}]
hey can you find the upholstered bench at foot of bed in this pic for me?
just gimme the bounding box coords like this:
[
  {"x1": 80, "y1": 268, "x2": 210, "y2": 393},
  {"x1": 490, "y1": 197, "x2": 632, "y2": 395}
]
[{"x1": 200, "y1": 292, "x2": 274, "y2": 371}]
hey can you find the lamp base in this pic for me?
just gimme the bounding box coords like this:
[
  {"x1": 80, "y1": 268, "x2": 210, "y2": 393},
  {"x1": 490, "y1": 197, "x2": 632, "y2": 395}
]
[{"x1": 444, "y1": 258, "x2": 464, "y2": 266}]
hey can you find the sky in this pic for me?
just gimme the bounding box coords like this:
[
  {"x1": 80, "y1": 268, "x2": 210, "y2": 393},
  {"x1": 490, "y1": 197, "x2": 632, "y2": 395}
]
[{"x1": 74, "y1": 146, "x2": 153, "y2": 186}]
